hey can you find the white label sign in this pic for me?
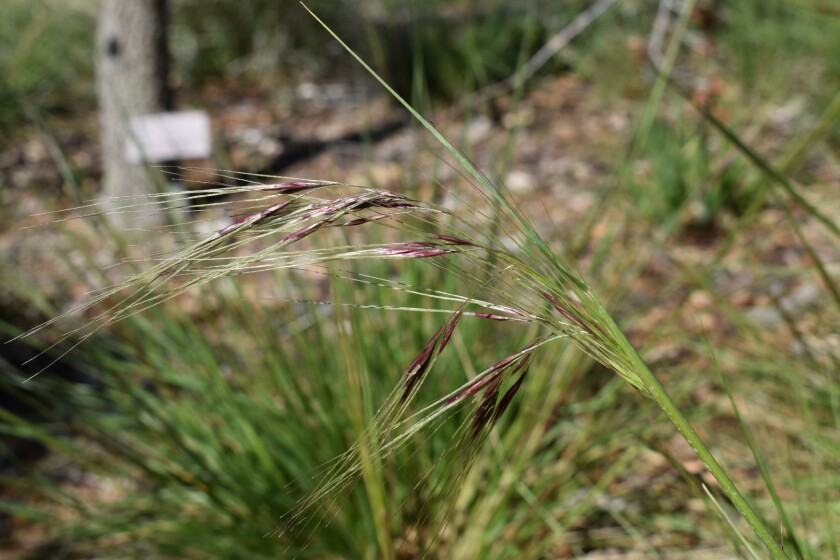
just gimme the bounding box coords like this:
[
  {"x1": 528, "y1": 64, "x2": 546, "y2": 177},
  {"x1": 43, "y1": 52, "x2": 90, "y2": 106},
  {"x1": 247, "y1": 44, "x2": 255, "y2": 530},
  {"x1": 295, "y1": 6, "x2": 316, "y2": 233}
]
[{"x1": 125, "y1": 111, "x2": 211, "y2": 163}]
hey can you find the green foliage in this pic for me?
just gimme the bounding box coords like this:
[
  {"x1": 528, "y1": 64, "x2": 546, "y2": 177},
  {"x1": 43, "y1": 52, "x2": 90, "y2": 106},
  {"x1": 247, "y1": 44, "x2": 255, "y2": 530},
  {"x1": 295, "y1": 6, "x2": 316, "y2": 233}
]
[
  {"x1": 169, "y1": 0, "x2": 362, "y2": 84},
  {"x1": 2, "y1": 258, "x2": 574, "y2": 558},
  {"x1": 365, "y1": 2, "x2": 550, "y2": 103},
  {"x1": 630, "y1": 117, "x2": 753, "y2": 227},
  {"x1": 719, "y1": 0, "x2": 840, "y2": 101},
  {"x1": 0, "y1": 0, "x2": 95, "y2": 139},
  {"x1": 170, "y1": 0, "x2": 556, "y2": 103}
]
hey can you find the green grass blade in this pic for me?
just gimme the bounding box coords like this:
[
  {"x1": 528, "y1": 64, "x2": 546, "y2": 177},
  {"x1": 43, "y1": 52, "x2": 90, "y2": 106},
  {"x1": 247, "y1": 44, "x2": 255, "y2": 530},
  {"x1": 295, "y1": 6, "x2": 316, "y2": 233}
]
[
  {"x1": 709, "y1": 344, "x2": 807, "y2": 559},
  {"x1": 672, "y1": 81, "x2": 840, "y2": 240},
  {"x1": 300, "y1": 3, "x2": 586, "y2": 291}
]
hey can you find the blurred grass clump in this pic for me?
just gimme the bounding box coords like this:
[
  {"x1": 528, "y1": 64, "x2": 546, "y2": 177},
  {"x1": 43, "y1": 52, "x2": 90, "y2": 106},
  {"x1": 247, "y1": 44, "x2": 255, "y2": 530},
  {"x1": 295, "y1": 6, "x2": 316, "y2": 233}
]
[
  {"x1": 361, "y1": 0, "x2": 551, "y2": 103},
  {"x1": 0, "y1": 0, "x2": 96, "y2": 141},
  {"x1": 0, "y1": 0, "x2": 563, "y2": 147},
  {"x1": 630, "y1": 117, "x2": 754, "y2": 227},
  {"x1": 4, "y1": 259, "x2": 577, "y2": 558},
  {"x1": 721, "y1": 0, "x2": 840, "y2": 102},
  {"x1": 169, "y1": 0, "x2": 560, "y2": 103},
  {"x1": 169, "y1": 0, "x2": 361, "y2": 85}
]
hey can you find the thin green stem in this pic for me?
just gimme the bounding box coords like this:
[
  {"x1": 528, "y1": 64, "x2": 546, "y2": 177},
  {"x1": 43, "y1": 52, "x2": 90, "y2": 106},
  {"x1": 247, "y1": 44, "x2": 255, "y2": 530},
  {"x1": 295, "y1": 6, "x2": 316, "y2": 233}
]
[
  {"x1": 637, "y1": 362, "x2": 790, "y2": 560},
  {"x1": 634, "y1": 0, "x2": 697, "y2": 152}
]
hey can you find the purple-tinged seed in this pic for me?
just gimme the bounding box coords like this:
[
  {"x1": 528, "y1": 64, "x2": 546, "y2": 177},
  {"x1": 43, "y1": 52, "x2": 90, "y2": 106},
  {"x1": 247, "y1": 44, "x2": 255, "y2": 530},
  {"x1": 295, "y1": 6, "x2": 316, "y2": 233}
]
[
  {"x1": 435, "y1": 235, "x2": 476, "y2": 247},
  {"x1": 199, "y1": 200, "x2": 293, "y2": 247},
  {"x1": 343, "y1": 214, "x2": 390, "y2": 227},
  {"x1": 473, "y1": 312, "x2": 515, "y2": 321},
  {"x1": 439, "y1": 311, "x2": 463, "y2": 351},
  {"x1": 343, "y1": 218, "x2": 369, "y2": 227},
  {"x1": 446, "y1": 369, "x2": 506, "y2": 405},
  {"x1": 405, "y1": 328, "x2": 441, "y2": 377},
  {"x1": 355, "y1": 197, "x2": 420, "y2": 210},
  {"x1": 264, "y1": 180, "x2": 326, "y2": 194},
  {"x1": 473, "y1": 356, "x2": 532, "y2": 437},
  {"x1": 406, "y1": 249, "x2": 454, "y2": 258},
  {"x1": 472, "y1": 376, "x2": 504, "y2": 438},
  {"x1": 281, "y1": 222, "x2": 321, "y2": 244},
  {"x1": 401, "y1": 325, "x2": 445, "y2": 402},
  {"x1": 446, "y1": 340, "x2": 540, "y2": 406},
  {"x1": 491, "y1": 363, "x2": 530, "y2": 425},
  {"x1": 543, "y1": 291, "x2": 602, "y2": 336},
  {"x1": 374, "y1": 242, "x2": 454, "y2": 258},
  {"x1": 497, "y1": 306, "x2": 528, "y2": 318}
]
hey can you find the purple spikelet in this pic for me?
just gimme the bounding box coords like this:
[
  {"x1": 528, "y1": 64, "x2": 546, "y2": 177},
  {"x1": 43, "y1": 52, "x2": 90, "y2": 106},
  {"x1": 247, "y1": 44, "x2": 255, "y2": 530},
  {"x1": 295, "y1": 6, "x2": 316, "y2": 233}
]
[
  {"x1": 446, "y1": 351, "x2": 519, "y2": 406},
  {"x1": 471, "y1": 375, "x2": 504, "y2": 439},
  {"x1": 439, "y1": 311, "x2": 463, "y2": 350},
  {"x1": 281, "y1": 222, "x2": 322, "y2": 244},
  {"x1": 491, "y1": 358, "x2": 531, "y2": 425},
  {"x1": 400, "y1": 311, "x2": 464, "y2": 402},
  {"x1": 401, "y1": 325, "x2": 444, "y2": 402},
  {"x1": 375, "y1": 242, "x2": 455, "y2": 259},
  {"x1": 446, "y1": 340, "x2": 539, "y2": 409},
  {"x1": 263, "y1": 180, "x2": 327, "y2": 194},
  {"x1": 472, "y1": 355, "x2": 531, "y2": 438},
  {"x1": 435, "y1": 235, "x2": 477, "y2": 247},
  {"x1": 200, "y1": 200, "x2": 293, "y2": 247},
  {"x1": 543, "y1": 291, "x2": 607, "y2": 337},
  {"x1": 447, "y1": 369, "x2": 505, "y2": 406},
  {"x1": 473, "y1": 312, "x2": 516, "y2": 322}
]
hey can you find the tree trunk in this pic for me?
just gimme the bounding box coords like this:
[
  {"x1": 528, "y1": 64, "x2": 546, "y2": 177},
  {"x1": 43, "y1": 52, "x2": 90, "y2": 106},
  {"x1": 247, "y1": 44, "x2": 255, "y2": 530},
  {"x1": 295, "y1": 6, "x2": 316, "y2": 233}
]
[{"x1": 97, "y1": 0, "x2": 170, "y2": 228}]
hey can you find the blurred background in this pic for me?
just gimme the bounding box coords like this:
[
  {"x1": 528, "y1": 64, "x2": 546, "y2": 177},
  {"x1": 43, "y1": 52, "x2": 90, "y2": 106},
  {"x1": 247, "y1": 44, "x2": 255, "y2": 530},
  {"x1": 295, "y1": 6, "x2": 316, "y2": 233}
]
[{"x1": 1, "y1": 0, "x2": 839, "y2": 558}]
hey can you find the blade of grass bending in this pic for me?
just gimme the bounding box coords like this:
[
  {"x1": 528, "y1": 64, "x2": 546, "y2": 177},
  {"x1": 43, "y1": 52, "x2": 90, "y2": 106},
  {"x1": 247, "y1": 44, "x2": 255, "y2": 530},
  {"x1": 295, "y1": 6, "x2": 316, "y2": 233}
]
[
  {"x1": 469, "y1": 0, "x2": 620, "y2": 107},
  {"x1": 633, "y1": 0, "x2": 697, "y2": 152},
  {"x1": 706, "y1": 336, "x2": 807, "y2": 559},
  {"x1": 669, "y1": 80, "x2": 840, "y2": 240},
  {"x1": 702, "y1": 483, "x2": 763, "y2": 560},
  {"x1": 776, "y1": 91, "x2": 840, "y2": 174},
  {"x1": 336, "y1": 296, "x2": 393, "y2": 560},
  {"x1": 640, "y1": 363, "x2": 790, "y2": 559},
  {"x1": 777, "y1": 194, "x2": 840, "y2": 313},
  {"x1": 300, "y1": 3, "x2": 586, "y2": 292},
  {"x1": 711, "y1": 90, "x2": 840, "y2": 265}
]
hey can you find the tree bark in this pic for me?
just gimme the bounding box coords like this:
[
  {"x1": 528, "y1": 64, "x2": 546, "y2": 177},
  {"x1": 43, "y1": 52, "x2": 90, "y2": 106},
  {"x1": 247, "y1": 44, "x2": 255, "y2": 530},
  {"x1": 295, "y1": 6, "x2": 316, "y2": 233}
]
[{"x1": 97, "y1": 0, "x2": 170, "y2": 228}]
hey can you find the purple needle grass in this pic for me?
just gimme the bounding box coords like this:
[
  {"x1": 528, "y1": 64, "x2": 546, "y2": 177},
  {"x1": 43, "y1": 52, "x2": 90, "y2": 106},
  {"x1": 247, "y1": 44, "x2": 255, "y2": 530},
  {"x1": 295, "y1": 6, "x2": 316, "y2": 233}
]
[{"x1": 23, "y1": 10, "x2": 793, "y2": 556}]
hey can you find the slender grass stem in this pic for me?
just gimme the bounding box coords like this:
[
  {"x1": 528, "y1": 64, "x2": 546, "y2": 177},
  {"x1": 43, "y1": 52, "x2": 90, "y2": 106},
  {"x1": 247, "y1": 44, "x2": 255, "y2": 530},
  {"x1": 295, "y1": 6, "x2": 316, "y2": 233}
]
[{"x1": 634, "y1": 358, "x2": 790, "y2": 559}]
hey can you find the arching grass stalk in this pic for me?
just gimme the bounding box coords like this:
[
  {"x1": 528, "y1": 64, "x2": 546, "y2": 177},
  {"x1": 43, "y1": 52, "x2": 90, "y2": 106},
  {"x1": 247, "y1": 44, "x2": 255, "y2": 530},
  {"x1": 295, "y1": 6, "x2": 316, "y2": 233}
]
[{"x1": 302, "y1": 5, "x2": 790, "y2": 557}]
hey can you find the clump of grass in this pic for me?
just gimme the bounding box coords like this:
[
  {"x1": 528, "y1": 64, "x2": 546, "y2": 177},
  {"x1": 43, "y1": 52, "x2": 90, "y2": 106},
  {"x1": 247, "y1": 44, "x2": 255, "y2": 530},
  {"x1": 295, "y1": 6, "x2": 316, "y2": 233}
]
[{"x1": 0, "y1": 0, "x2": 95, "y2": 139}]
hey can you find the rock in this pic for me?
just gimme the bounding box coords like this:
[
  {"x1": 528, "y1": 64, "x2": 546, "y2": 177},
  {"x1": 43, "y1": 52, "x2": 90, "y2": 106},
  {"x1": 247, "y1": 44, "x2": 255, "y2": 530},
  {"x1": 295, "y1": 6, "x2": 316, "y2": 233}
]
[
  {"x1": 466, "y1": 115, "x2": 493, "y2": 144},
  {"x1": 780, "y1": 282, "x2": 820, "y2": 313},
  {"x1": 745, "y1": 306, "x2": 782, "y2": 327},
  {"x1": 504, "y1": 170, "x2": 535, "y2": 194}
]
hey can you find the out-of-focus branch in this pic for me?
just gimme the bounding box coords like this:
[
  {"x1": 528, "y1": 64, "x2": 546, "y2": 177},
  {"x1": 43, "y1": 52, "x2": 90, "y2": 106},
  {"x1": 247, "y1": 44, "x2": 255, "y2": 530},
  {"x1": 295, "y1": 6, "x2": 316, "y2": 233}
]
[{"x1": 469, "y1": 0, "x2": 621, "y2": 108}]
